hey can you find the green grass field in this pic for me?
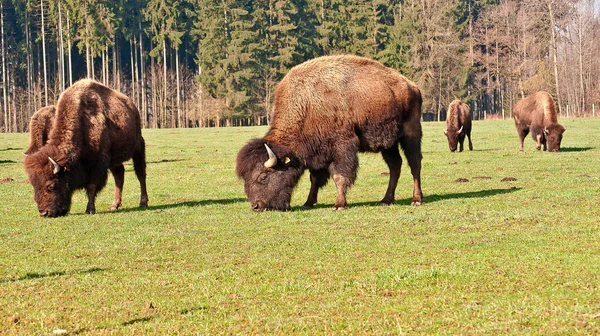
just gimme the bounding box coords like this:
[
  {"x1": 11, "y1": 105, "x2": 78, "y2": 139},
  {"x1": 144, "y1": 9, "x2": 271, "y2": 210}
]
[{"x1": 1, "y1": 118, "x2": 599, "y2": 334}]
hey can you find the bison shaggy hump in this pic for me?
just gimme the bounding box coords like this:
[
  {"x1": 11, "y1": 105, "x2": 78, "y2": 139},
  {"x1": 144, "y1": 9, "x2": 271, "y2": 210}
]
[
  {"x1": 24, "y1": 79, "x2": 148, "y2": 217},
  {"x1": 236, "y1": 55, "x2": 423, "y2": 211},
  {"x1": 24, "y1": 105, "x2": 56, "y2": 155}
]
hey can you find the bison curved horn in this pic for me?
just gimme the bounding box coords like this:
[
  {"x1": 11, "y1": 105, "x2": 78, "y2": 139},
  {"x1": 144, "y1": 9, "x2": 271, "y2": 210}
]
[
  {"x1": 264, "y1": 144, "x2": 278, "y2": 168},
  {"x1": 544, "y1": 127, "x2": 549, "y2": 135},
  {"x1": 48, "y1": 156, "x2": 61, "y2": 174},
  {"x1": 458, "y1": 126, "x2": 464, "y2": 134},
  {"x1": 444, "y1": 129, "x2": 448, "y2": 135}
]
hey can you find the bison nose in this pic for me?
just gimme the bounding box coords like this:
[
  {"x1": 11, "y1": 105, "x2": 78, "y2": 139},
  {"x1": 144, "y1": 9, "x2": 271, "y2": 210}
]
[{"x1": 251, "y1": 201, "x2": 265, "y2": 212}]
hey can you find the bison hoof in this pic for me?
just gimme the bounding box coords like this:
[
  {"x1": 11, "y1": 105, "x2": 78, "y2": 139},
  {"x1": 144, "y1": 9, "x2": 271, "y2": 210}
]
[
  {"x1": 411, "y1": 201, "x2": 422, "y2": 207},
  {"x1": 109, "y1": 206, "x2": 119, "y2": 212},
  {"x1": 333, "y1": 206, "x2": 347, "y2": 211},
  {"x1": 302, "y1": 204, "x2": 314, "y2": 210},
  {"x1": 379, "y1": 198, "x2": 393, "y2": 206},
  {"x1": 86, "y1": 209, "x2": 96, "y2": 214}
]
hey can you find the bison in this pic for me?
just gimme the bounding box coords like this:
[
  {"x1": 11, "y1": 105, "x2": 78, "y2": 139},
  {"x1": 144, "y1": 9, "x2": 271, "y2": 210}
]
[
  {"x1": 24, "y1": 79, "x2": 149, "y2": 217},
  {"x1": 24, "y1": 106, "x2": 56, "y2": 156},
  {"x1": 444, "y1": 100, "x2": 473, "y2": 152},
  {"x1": 513, "y1": 91, "x2": 565, "y2": 152},
  {"x1": 236, "y1": 55, "x2": 423, "y2": 211}
]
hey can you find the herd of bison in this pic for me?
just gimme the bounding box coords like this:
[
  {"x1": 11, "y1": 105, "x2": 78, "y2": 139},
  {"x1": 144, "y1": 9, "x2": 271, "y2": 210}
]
[{"x1": 20, "y1": 55, "x2": 566, "y2": 217}]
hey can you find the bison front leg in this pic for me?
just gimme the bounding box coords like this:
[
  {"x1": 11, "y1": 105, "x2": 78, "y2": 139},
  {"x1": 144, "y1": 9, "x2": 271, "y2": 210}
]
[
  {"x1": 329, "y1": 149, "x2": 359, "y2": 210},
  {"x1": 380, "y1": 146, "x2": 401, "y2": 206},
  {"x1": 85, "y1": 185, "x2": 98, "y2": 214},
  {"x1": 109, "y1": 164, "x2": 125, "y2": 211},
  {"x1": 303, "y1": 169, "x2": 329, "y2": 209}
]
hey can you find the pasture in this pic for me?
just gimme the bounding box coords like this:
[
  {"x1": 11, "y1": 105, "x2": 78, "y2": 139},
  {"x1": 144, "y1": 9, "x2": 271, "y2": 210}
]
[{"x1": 1, "y1": 118, "x2": 599, "y2": 334}]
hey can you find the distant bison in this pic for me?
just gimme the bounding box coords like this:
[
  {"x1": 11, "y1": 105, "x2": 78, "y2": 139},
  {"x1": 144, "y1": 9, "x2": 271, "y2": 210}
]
[
  {"x1": 513, "y1": 91, "x2": 565, "y2": 152},
  {"x1": 236, "y1": 55, "x2": 423, "y2": 211},
  {"x1": 24, "y1": 79, "x2": 149, "y2": 217},
  {"x1": 444, "y1": 100, "x2": 473, "y2": 152},
  {"x1": 24, "y1": 106, "x2": 56, "y2": 155}
]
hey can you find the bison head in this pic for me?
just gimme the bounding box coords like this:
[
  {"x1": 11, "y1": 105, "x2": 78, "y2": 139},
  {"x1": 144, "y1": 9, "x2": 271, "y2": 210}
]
[
  {"x1": 444, "y1": 126, "x2": 463, "y2": 152},
  {"x1": 236, "y1": 139, "x2": 303, "y2": 211},
  {"x1": 24, "y1": 149, "x2": 74, "y2": 217},
  {"x1": 544, "y1": 124, "x2": 565, "y2": 152}
]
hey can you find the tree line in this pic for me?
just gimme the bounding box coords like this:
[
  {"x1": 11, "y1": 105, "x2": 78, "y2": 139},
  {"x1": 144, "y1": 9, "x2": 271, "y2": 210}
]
[{"x1": 1, "y1": 0, "x2": 599, "y2": 132}]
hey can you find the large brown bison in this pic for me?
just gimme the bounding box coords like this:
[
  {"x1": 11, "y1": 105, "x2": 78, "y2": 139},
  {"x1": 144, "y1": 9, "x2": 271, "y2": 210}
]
[
  {"x1": 513, "y1": 91, "x2": 565, "y2": 152},
  {"x1": 236, "y1": 55, "x2": 423, "y2": 211},
  {"x1": 444, "y1": 100, "x2": 473, "y2": 152},
  {"x1": 24, "y1": 106, "x2": 56, "y2": 155},
  {"x1": 24, "y1": 79, "x2": 149, "y2": 217}
]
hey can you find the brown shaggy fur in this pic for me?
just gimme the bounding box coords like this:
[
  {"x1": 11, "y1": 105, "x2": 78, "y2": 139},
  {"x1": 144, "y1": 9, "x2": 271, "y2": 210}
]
[
  {"x1": 513, "y1": 91, "x2": 565, "y2": 152},
  {"x1": 236, "y1": 55, "x2": 423, "y2": 211},
  {"x1": 24, "y1": 106, "x2": 56, "y2": 155},
  {"x1": 444, "y1": 100, "x2": 473, "y2": 152},
  {"x1": 23, "y1": 79, "x2": 148, "y2": 217}
]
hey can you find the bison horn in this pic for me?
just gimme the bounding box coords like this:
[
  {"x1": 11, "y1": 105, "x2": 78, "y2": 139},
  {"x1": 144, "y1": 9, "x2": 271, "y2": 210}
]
[
  {"x1": 444, "y1": 129, "x2": 448, "y2": 135},
  {"x1": 264, "y1": 144, "x2": 278, "y2": 168},
  {"x1": 458, "y1": 126, "x2": 464, "y2": 134},
  {"x1": 48, "y1": 156, "x2": 61, "y2": 174},
  {"x1": 544, "y1": 127, "x2": 549, "y2": 135}
]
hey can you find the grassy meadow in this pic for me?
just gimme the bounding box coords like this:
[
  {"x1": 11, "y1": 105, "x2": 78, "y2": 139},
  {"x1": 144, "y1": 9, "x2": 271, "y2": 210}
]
[{"x1": 1, "y1": 118, "x2": 599, "y2": 334}]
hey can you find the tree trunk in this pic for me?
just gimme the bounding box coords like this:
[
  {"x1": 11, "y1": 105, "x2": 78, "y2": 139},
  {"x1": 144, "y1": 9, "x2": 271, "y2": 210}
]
[
  {"x1": 547, "y1": 1, "x2": 562, "y2": 114},
  {"x1": 176, "y1": 47, "x2": 181, "y2": 128},
  {"x1": 163, "y1": 41, "x2": 168, "y2": 128},
  {"x1": 41, "y1": 0, "x2": 48, "y2": 105},
  {"x1": 67, "y1": 11, "x2": 72, "y2": 86},
  {"x1": 1, "y1": 1, "x2": 7, "y2": 132}
]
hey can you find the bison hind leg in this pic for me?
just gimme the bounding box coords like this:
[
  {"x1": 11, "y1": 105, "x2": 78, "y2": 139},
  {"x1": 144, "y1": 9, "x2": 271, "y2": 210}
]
[
  {"x1": 399, "y1": 135, "x2": 423, "y2": 207},
  {"x1": 109, "y1": 164, "x2": 125, "y2": 211},
  {"x1": 133, "y1": 138, "x2": 149, "y2": 208},
  {"x1": 379, "y1": 146, "x2": 402, "y2": 206}
]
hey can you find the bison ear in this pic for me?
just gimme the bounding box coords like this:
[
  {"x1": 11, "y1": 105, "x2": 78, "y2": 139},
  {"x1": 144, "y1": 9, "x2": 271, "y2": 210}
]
[
  {"x1": 264, "y1": 144, "x2": 278, "y2": 168},
  {"x1": 48, "y1": 156, "x2": 61, "y2": 175}
]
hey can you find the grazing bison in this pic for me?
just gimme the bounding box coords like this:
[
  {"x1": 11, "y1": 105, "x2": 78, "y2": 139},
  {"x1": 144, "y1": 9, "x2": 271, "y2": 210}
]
[
  {"x1": 24, "y1": 106, "x2": 56, "y2": 155},
  {"x1": 513, "y1": 91, "x2": 565, "y2": 152},
  {"x1": 236, "y1": 55, "x2": 423, "y2": 211},
  {"x1": 444, "y1": 100, "x2": 473, "y2": 152},
  {"x1": 24, "y1": 79, "x2": 149, "y2": 217}
]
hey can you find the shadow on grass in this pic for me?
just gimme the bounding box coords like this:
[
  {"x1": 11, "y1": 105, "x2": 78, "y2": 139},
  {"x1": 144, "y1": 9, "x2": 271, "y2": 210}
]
[
  {"x1": 0, "y1": 147, "x2": 23, "y2": 152},
  {"x1": 295, "y1": 188, "x2": 521, "y2": 210},
  {"x1": 121, "y1": 316, "x2": 155, "y2": 326},
  {"x1": 147, "y1": 158, "x2": 186, "y2": 164},
  {"x1": 559, "y1": 147, "x2": 593, "y2": 152},
  {"x1": 0, "y1": 267, "x2": 107, "y2": 284},
  {"x1": 114, "y1": 198, "x2": 247, "y2": 214},
  {"x1": 0, "y1": 160, "x2": 16, "y2": 164}
]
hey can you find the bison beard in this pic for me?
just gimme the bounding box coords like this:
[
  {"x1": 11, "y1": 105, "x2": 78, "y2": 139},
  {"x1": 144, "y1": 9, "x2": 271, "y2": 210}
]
[
  {"x1": 236, "y1": 55, "x2": 423, "y2": 211},
  {"x1": 24, "y1": 79, "x2": 149, "y2": 217}
]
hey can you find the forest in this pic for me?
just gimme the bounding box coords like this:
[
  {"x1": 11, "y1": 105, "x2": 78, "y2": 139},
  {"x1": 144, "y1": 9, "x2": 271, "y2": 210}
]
[{"x1": 0, "y1": 0, "x2": 599, "y2": 132}]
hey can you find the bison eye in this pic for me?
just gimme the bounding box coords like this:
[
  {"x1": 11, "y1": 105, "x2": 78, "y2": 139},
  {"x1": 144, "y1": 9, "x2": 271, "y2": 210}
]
[
  {"x1": 48, "y1": 182, "x2": 56, "y2": 191},
  {"x1": 257, "y1": 172, "x2": 269, "y2": 184}
]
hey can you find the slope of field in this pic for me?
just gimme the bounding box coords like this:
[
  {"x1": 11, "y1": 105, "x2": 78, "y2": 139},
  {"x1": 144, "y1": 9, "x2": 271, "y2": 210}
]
[{"x1": 1, "y1": 118, "x2": 599, "y2": 334}]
